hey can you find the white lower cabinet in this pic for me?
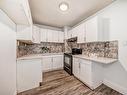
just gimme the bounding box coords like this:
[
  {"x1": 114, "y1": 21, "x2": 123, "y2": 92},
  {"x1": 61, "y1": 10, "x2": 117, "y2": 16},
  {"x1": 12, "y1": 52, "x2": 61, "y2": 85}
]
[
  {"x1": 80, "y1": 59, "x2": 93, "y2": 88},
  {"x1": 73, "y1": 57, "x2": 103, "y2": 89},
  {"x1": 17, "y1": 59, "x2": 42, "y2": 93},
  {"x1": 73, "y1": 58, "x2": 80, "y2": 78},
  {"x1": 53, "y1": 55, "x2": 63, "y2": 69},
  {"x1": 42, "y1": 55, "x2": 63, "y2": 72},
  {"x1": 42, "y1": 56, "x2": 53, "y2": 71}
]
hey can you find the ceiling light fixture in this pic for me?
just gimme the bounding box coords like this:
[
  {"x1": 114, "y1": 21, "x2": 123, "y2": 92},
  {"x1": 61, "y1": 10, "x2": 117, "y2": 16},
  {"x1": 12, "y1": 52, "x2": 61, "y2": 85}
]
[{"x1": 59, "y1": 2, "x2": 69, "y2": 12}]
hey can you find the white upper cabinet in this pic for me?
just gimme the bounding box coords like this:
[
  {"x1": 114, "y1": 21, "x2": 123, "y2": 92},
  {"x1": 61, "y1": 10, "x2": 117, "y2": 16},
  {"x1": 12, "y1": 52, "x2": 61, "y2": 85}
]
[
  {"x1": 85, "y1": 16, "x2": 109, "y2": 42},
  {"x1": 67, "y1": 16, "x2": 109, "y2": 43},
  {"x1": 68, "y1": 28, "x2": 77, "y2": 38},
  {"x1": 77, "y1": 23, "x2": 86, "y2": 43},
  {"x1": 67, "y1": 23, "x2": 86, "y2": 43},
  {"x1": 17, "y1": 25, "x2": 40, "y2": 43},
  {"x1": 40, "y1": 28, "x2": 47, "y2": 42},
  {"x1": 40, "y1": 28, "x2": 64, "y2": 43},
  {"x1": 67, "y1": 30, "x2": 72, "y2": 39},
  {"x1": 32, "y1": 25, "x2": 40, "y2": 43},
  {"x1": 58, "y1": 31, "x2": 64, "y2": 43},
  {"x1": 71, "y1": 27, "x2": 77, "y2": 38},
  {"x1": 17, "y1": 25, "x2": 33, "y2": 42},
  {"x1": 47, "y1": 29, "x2": 53, "y2": 42},
  {"x1": 85, "y1": 16, "x2": 98, "y2": 42},
  {"x1": 52, "y1": 30, "x2": 59, "y2": 42}
]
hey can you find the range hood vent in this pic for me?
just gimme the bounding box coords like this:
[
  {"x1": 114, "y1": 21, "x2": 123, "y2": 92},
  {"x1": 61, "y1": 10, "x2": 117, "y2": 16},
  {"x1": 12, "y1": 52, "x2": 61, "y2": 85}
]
[{"x1": 67, "y1": 37, "x2": 77, "y2": 42}]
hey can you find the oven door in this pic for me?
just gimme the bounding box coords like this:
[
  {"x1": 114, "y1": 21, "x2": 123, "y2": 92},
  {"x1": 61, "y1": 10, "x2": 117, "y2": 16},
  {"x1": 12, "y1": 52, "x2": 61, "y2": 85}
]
[
  {"x1": 64, "y1": 53, "x2": 73, "y2": 75},
  {"x1": 64, "y1": 55, "x2": 71, "y2": 67}
]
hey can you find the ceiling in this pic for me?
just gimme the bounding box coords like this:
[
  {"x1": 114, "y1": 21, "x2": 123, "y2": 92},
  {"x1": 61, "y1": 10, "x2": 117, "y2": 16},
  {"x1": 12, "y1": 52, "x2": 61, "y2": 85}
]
[
  {"x1": 0, "y1": 0, "x2": 29, "y2": 25},
  {"x1": 29, "y1": 0, "x2": 113, "y2": 28}
]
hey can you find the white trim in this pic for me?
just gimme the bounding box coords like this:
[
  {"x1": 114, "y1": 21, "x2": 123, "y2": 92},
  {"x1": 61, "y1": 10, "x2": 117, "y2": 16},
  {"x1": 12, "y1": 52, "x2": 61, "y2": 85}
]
[{"x1": 103, "y1": 79, "x2": 127, "y2": 95}]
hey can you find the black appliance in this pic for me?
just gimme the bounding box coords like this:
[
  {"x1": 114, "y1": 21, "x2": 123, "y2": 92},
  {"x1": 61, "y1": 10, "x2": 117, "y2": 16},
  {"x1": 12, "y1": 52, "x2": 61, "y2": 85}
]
[
  {"x1": 64, "y1": 48, "x2": 82, "y2": 75},
  {"x1": 72, "y1": 48, "x2": 82, "y2": 55},
  {"x1": 64, "y1": 53, "x2": 73, "y2": 75}
]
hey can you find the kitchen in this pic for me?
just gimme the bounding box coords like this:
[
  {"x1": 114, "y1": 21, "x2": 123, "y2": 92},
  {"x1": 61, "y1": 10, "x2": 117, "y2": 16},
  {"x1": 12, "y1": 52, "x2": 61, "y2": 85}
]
[{"x1": 0, "y1": 0, "x2": 127, "y2": 95}]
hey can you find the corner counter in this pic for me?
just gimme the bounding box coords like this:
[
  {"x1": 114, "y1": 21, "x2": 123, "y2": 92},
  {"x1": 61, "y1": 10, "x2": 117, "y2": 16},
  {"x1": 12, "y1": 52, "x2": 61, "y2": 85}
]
[{"x1": 73, "y1": 55, "x2": 118, "y2": 64}]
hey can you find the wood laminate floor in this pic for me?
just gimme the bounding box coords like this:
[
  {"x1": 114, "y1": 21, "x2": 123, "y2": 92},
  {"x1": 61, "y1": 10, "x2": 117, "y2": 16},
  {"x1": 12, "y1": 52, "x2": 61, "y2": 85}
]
[{"x1": 18, "y1": 70, "x2": 122, "y2": 95}]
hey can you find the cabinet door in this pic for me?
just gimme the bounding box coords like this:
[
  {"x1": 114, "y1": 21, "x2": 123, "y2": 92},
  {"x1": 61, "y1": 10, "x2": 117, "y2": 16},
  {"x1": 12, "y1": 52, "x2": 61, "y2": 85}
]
[
  {"x1": 80, "y1": 60, "x2": 92, "y2": 87},
  {"x1": 22, "y1": 59, "x2": 42, "y2": 92},
  {"x1": 52, "y1": 55, "x2": 63, "y2": 69},
  {"x1": 85, "y1": 16, "x2": 98, "y2": 42},
  {"x1": 77, "y1": 23, "x2": 86, "y2": 43},
  {"x1": 17, "y1": 59, "x2": 42, "y2": 93},
  {"x1": 98, "y1": 18, "x2": 110, "y2": 41},
  {"x1": 71, "y1": 28, "x2": 77, "y2": 38},
  {"x1": 33, "y1": 25, "x2": 40, "y2": 43},
  {"x1": 17, "y1": 25, "x2": 32, "y2": 41},
  {"x1": 47, "y1": 29, "x2": 53, "y2": 42},
  {"x1": 17, "y1": 61, "x2": 24, "y2": 93},
  {"x1": 42, "y1": 56, "x2": 52, "y2": 71},
  {"x1": 68, "y1": 30, "x2": 72, "y2": 39},
  {"x1": 59, "y1": 31, "x2": 64, "y2": 43},
  {"x1": 40, "y1": 28, "x2": 47, "y2": 42},
  {"x1": 52, "y1": 30, "x2": 59, "y2": 42},
  {"x1": 73, "y1": 58, "x2": 80, "y2": 78}
]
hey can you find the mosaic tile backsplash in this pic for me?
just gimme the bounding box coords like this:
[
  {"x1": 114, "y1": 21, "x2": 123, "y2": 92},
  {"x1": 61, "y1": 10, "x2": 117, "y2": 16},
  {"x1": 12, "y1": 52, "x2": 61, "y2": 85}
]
[
  {"x1": 17, "y1": 40, "x2": 118, "y2": 59},
  {"x1": 17, "y1": 42, "x2": 64, "y2": 57},
  {"x1": 65, "y1": 40, "x2": 118, "y2": 59}
]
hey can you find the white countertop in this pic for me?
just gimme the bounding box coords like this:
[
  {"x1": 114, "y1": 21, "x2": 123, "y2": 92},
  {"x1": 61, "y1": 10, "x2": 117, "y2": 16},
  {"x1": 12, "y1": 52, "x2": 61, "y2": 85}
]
[
  {"x1": 73, "y1": 55, "x2": 118, "y2": 64},
  {"x1": 17, "y1": 53, "x2": 118, "y2": 64},
  {"x1": 17, "y1": 53, "x2": 64, "y2": 60}
]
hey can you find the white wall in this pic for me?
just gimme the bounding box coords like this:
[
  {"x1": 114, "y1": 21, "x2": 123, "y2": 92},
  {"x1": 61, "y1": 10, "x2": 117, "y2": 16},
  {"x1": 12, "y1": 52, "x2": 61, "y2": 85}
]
[
  {"x1": 103, "y1": 62, "x2": 127, "y2": 94},
  {"x1": 98, "y1": 0, "x2": 127, "y2": 71},
  {"x1": 79, "y1": 0, "x2": 127, "y2": 94},
  {"x1": 98, "y1": 0, "x2": 127, "y2": 94},
  {"x1": 0, "y1": 9, "x2": 16, "y2": 95}
]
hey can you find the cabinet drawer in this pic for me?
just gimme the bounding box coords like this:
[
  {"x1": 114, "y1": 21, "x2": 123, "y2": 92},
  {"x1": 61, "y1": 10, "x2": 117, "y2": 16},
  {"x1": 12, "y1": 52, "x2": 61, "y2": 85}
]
[
  {"x1": 80, "y1": 59, "x2": 92, "y2": 65},
  {"x1": 73, "y1": 57, "x2": 79, "y2": 63}
]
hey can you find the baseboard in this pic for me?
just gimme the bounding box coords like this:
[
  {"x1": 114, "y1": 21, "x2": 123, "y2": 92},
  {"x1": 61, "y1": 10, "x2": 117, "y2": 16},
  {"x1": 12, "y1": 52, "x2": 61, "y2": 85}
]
[
  {"x1": 103, "y1": 79, "x2": 127, "y2": 95},
  {"x1": 43, "y1": 68, "x2": 63, "y2": 73}
]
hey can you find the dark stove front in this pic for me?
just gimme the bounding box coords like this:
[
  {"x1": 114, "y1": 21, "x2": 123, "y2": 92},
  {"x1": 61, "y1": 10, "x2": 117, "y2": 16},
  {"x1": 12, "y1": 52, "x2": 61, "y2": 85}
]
[{"x1": 64, "y1": 53, "x2": 73, "y2": 75}]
